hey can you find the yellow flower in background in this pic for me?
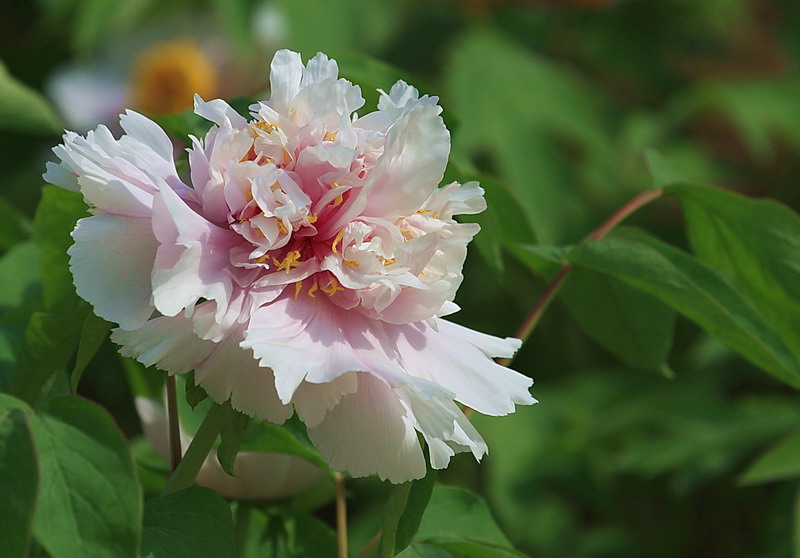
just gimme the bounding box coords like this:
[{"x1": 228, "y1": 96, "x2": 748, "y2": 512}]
[{"x1": 130, "y1": 38, "x2": 218, "y2": 116}]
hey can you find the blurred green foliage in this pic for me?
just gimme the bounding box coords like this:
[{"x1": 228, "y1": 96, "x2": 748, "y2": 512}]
[{"x1": 3, "y1": 0, "x2": 800, "y2": 557}]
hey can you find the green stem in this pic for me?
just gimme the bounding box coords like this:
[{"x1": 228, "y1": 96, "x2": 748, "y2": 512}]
[
  {"x1": 496, "y1": 187, "x2": 665, "y2": 369},
  {"x1": 165, "y1": 374, "x2": 181, "y2": 472},
  {"x1": 163, "y1": 401, "x2": 232, "y2": 494}
]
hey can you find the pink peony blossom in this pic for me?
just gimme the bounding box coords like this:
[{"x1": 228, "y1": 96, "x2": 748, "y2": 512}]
[{"x1": 44, "y1": 50, "x2": 535, "y2": 483}]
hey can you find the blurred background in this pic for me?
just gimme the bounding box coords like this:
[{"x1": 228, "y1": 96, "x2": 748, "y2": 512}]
[{"x1": 2, "y1": 0, "x2": 800, "y2": 556}]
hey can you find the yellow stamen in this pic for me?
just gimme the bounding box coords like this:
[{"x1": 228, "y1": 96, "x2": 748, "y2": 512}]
[
  {"x1": 254, "y1": 253, "x2": 270, "y2": 264},
  {"x1": 273, "y1": 250, "x2": 302, "y2": 272},
  {"x1": 254, "y1": 121, "x2": 280, "y2": 135},
  {"x1": 277, "y1": 220, "x2": 288, "y2": 234},
  {"x1": 294, "y1": 281, "x2": 303, "y2": 300},
  {"x1": 307, "y1": 213, "x2": 318, "y2": 224},
  {"x1": 382, "y1": 257, "x2": 396, "y2": 266},
  {"x1": 416, "y1": 209, "x2": 431, "y2": 214},
  {"x1": 321, "y1": 278, "x2": 344, "y2": 296},
  {"x1": 329, "y1": 182, "x2": 344, "y2": 206},
  {"x1": 323, "y1": 131, "x2": 335, "y2": 142},
  {"x1": 344, "y1": 259, "x2": 360, "y2": 268},
  {"x1": 331, "y1": 229, "x2": 344, "y2": 254},
  {"x1": 432, "y1": 211, "x2": 440, "y2": 219},
  {"x1": 307, "y1": 280, "x2": 318, "y2": 298}
]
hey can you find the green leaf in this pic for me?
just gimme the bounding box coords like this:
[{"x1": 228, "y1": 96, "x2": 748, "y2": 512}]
[
  {"x1": 30, "y1": 396, "x2": 142, "y2": 558},
  {"x1": 668, "y1": 183, "x2": 800, "y2": 360},
  {"x1": 11, "y1": 311, "x2": 86, "y2": 407},
  {"x1": 514, "y1": 244, "x2": 675, "y2": 376},
  {"x1": 0, "y1": 241, "x2": 41, "y2": 311},
  {"x1": 151, "y1": 109, "x2": 214, "y2": 141},
  {"x1": 141, "y1": 487, "x2": 234, "y2": 558},
  {"x1": 739, "y1": 429, "x2": 800, "y2": 485},
  {"x1": 795, "y1": 484, "x2": 800, "y2": 558},
  {"x1": 70, "y1": 313, "x2": 111, "y2": 392},
  {"x1": 378, "y1": 482, "x2": 413, "y2": 558},
  {"x1": 217, "y1": 409, "x2": 251, "y2": 476},
  {"x1": 394, "y1": 468, "x2": 438, "y2": 554},
  {"x1": 567, "y1": 231, "x2": 800, "y2": 388},
  {"x1": 396, "y1": 545, "x2": 452, "y2": 558},
  {"x1": 0, "y1": 407, "x2": 39, "y2": 558},
  {"x1": 415, "y1": 486, "x2": 512, "y2": 547},
  {"x1": 0, "y1": 195, "x2": 31, "y2": 250},
  {"x1": 239, "y1": 418, "x2": 329, "y2": 470},
  {"x1": 184, "y1": 372, "x2": 209, "y2": 409},
  {"x1": 32, "y1": 187, "x2": 89, "y2": 312},
  {"x1": 121, "y1": 356, "x2": 164, "y2": 401},
  {"x1": 398, "y1": 487, "x2": 524, "y2": 558},
  {"x1": 0, "y1": 61, "x2": 62, "y2": 134},
  {"x1": 446, "y1": 28, "x2": 609, "y2": 244}
]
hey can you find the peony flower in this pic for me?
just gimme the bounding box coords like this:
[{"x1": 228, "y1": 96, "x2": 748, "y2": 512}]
[
  {"x1": 44, "y1": 49, "x2": 536, "y2": 483},
  {"x1": 135, "y1": 396, "x2": 327, "y2": 500}
]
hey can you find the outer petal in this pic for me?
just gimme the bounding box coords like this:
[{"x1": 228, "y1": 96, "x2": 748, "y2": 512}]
[
  {"x1": 69, "y1": 215, "x2": 157, "y2": 330},
  {"x1": 112, "y1": 313, "x2": 215, "y2": 374},
  {"x1": 307, "y1": 372, "x2": 426, "y2": 483},
  {"x1": 393, "y1": 319, "x2": 536, "y2": 416},
  {"x1": 194, "y1": 331, "x2": 293, "y2": 424}
]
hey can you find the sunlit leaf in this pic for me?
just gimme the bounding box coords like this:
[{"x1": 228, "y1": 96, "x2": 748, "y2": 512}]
[
  {"x1": 29, "y1": 396, "x2": 142, "y2": 558},
  {"x1": 740, "y1": 429, "x2": 800, "y2": 485},
  {"x1": 567, "y1": 230, "x2": 800, "y2": 387},
  {"x1": 141, "y1": 487, "x2": 234, "y2": 558},
  {"x1": 11, "y1": 311, "x2": 85, "y2": 407},
  {"x1": 514, "y1": 244, "x2": 675, "y2": 376},
  {"x1": 32, "y1": 187, "x2": 88, "y2": 313},
  {"x1": 668, "y1": 183, "x2": 800, "y2": 359},
  {"x1": 0, "y1": 407, "x2": 38, "y2": 558}
]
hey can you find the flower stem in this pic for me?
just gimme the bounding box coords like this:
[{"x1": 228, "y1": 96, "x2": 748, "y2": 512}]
[
  {"x1": 163, "y1": 401, "x2": 232, "y2": 494},
  {"x1": 336, "y1": 472, "x2": 348, "y2": 558},
  {"x1": 165, "y1": 374, "x2": 182, "y2": 472},
  {"x1": 497, "y1": 187, "x2": 665, "y2": 369}
]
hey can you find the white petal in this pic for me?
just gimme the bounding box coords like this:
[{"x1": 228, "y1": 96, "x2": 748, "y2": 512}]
[
  {"x1": 194, "y1": 94, "x2": 248, "y2": 128},
  {"x1": 301, "y1": 52, "x2": 339, "y2": 86},
  {"x1": 308, "y1": 372, "x2": 425, "y2": 482},
  {"x1": 119, "y1": 110, "x2": 174, "y2": 163},
  {"x1": 394, "y1": 319, "x2": 535, "y2": 416},
  {"x1": 193, "y1": 332, "x2": 293, "y2": 424},
  {"x1": 112, "y1": 313, "x2": 215, "y2": 374},
  {"x1": 69, "y1": 215, "x2": 157, "y2": 330},
  {"x1": 292, "y1": 372, "x2": 358, "y2": 428},
  {"x1": 269, "y1": 50, "x2": 304, "y2": 114},
  {"x1": 362, "y1": 105, "x2": 450, "y2": 219}
]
